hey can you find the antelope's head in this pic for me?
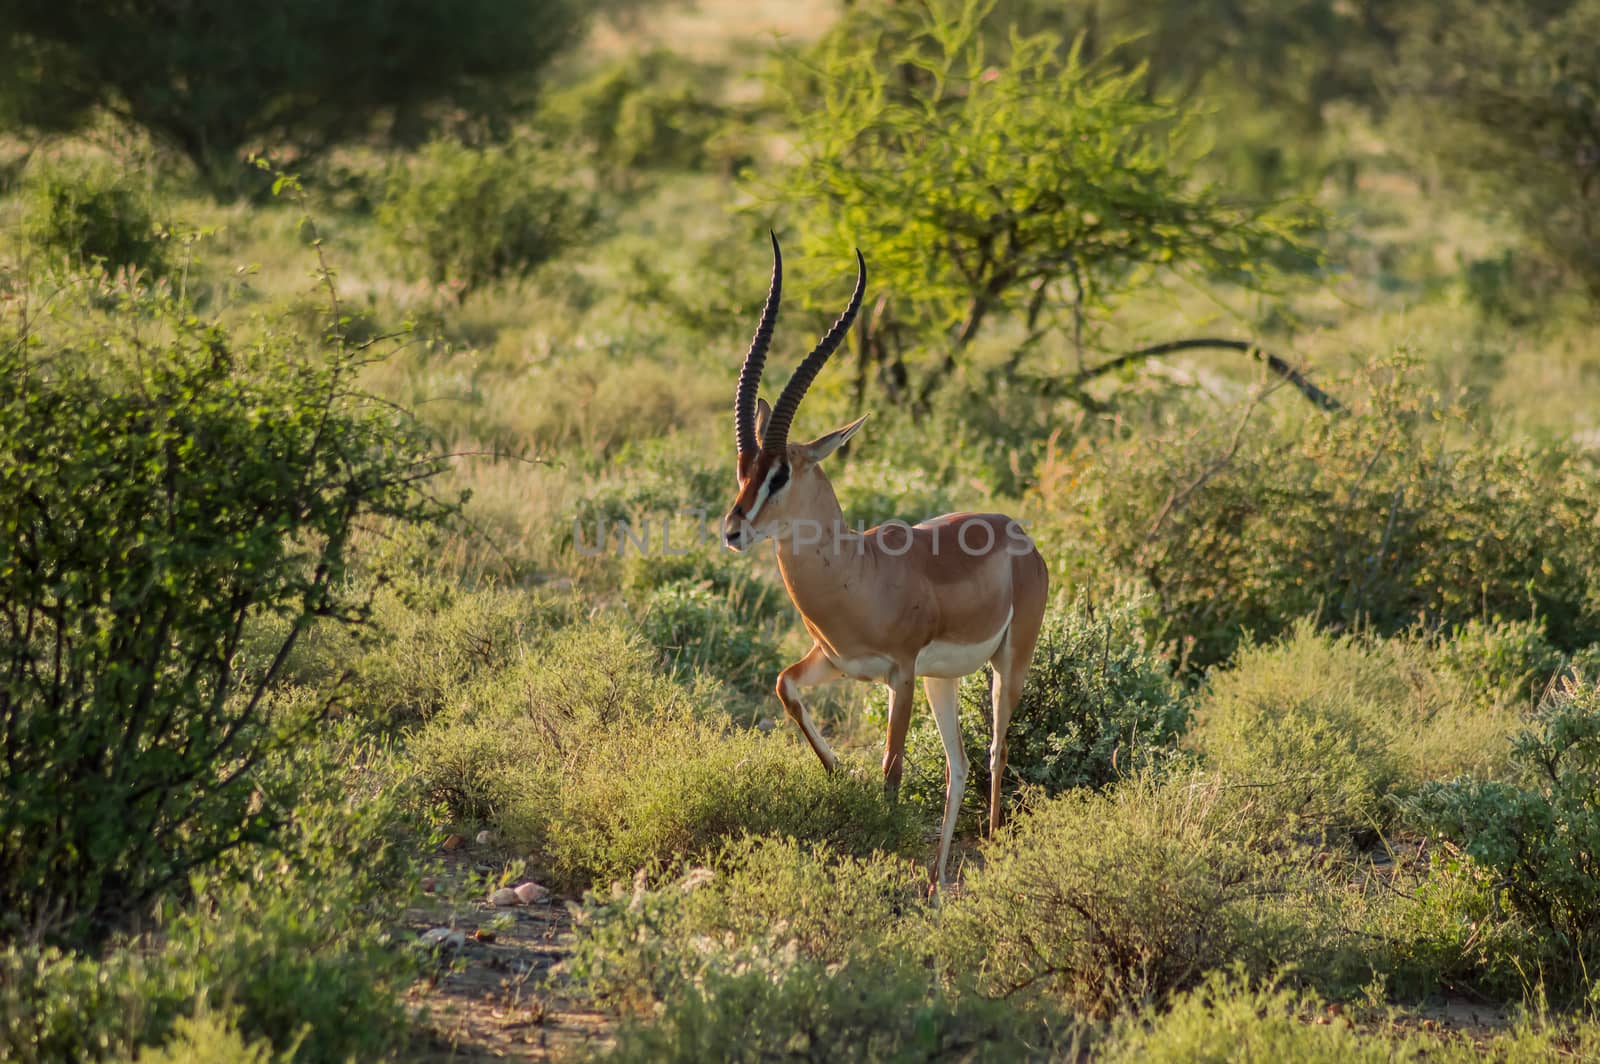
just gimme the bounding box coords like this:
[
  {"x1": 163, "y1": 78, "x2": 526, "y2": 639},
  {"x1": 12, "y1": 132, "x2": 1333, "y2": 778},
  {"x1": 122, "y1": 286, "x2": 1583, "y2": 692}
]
[{"x1": 722, "y1": 234, "x2": 868, "y2": 552}]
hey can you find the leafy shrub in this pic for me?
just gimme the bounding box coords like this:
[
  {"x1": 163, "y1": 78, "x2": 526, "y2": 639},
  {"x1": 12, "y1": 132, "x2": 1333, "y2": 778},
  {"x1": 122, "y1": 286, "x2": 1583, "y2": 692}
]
[
  {"x1": 378, "y1": 137, "x2": 596, "y2": 297},
  {"x1": 938, "y1": 774, "x2": 1312, "y2": 1016},
  {"x1": 132, "y1": 1011, "x2": 290, "y2": 1064},
  {"x1": 1370, "y1": 851, "x2": 1544, "y2": 1000},
  {"x1": 1433, "y1": 617, "x2": 1566, "y2": 707},
  {"x1": 1105, "y1": 966, "x2": 1600, "y2": 1061},
  {"x1": 623, "y1": 550, "x2": 787, "y2": 623},
  {"x1": 1189, "y1": 622, "x2": 1519, "y2": 842},
  {"x1": 1407, "y1": 676, "x2": 1600, "y2": 980},
  {"x1": 22, "y1": 158, "x2": 164, "y2": 272},
  {"x1": 567, "y1": 838, "x2": 1068, "y2": 1062},
  {"x1": 266, "y1": 580, "x2": 585, "y2": 728},
  {"x1": 0, "y1": 272, "x2": 447, "y2": 947},
  {"x1": 565, "y1": 837, "x2": 930, "y2": 1012},
  {"x1": 1, "y1": 749, "x2": 417, "y2": 1062},
  {"x1": 407, "y1": 622, "x2": 920, "y2": 887},
  {"x1": 902, "y1": 591, "x2": 1188, "y2": 823},
  {"x1": 541, "y1": 50, "x2": 731, "y2": 182},
  {"x1": 1040, "y1": 360, "x2": 1600, "y2": 668},
  {"x1": 638, "y1": 580, "x2": 783, "y2": 694},
  {"x1": 598, "y1": 949, "x2": 1067, "y2": 1064}
]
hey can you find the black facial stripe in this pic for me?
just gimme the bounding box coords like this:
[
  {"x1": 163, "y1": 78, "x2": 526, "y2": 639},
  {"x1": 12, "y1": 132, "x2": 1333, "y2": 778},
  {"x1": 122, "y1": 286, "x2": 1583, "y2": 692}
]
[{"x1": 768, "y1": 463, "x2": 790, "y2": 495}]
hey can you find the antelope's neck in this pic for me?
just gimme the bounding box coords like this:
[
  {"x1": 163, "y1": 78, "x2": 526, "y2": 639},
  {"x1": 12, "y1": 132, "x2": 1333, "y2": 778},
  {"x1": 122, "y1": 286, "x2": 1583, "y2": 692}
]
[{"x1": 771, "y1": 488, "x2": 870, "y2": 619}]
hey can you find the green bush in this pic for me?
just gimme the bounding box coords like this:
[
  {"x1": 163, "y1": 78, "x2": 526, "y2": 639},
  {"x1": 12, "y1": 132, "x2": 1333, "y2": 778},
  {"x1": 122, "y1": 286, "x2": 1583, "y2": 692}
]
[
  {"x1": 567, "y1": 838, "x2": 1068, "y2": 1062},
  {"x1": 902, "y1": 591, "x2": 1188, "y2": 824},
  {"x1": 1433, "y1": 617, "x2": 1567, "y2": 707},
  {"x1": 265, "y1": 580, "x2": 585, "y2": 728},
  {"x1": 565, "y1": 837, "x2": 930, "y2": 1012},
  {"x1": 407, "y1": 622, "x2": 921, "y2": 888},
  {"x1": 1189, "y1": 622, "x2": 1520, "y2": 842},
  {"x1": 938, "y1": 774, "x2": 1312, "y2": 1016},
  {"x1": 1041, "y1": 360, "x2": 1600, "y2": 668},
  {"x1": 1, "y1": 747, "x2": 418, "y2": 1062},
  {"x1": 638, "y1": 580, "x2": 784, "y2": 695},
  {"x1": 1370, "y1": 852, "x2": 1544, "y2": 1000},
  {"x1": 132, "y1": 1011, "x2": 290, "y2": 1064},
  {"x1": 598, "y1": 950, "x2": 1068, "y2": 1064},
  {"x1": 378, "y1": 137, "x2": 596, "y2": 297},
  {"x1": 22, "y1": 159, "x2": 164, "y2": 272},
  {"x1": 1406, "y1": 676, "x2": 1600, "y2": 982},
  {"x1": 0, "y1": 271, "x2": 447, "y2": 947},
  {"x1": 541, "y1": 50, "x2": 732, "y2": 182}
]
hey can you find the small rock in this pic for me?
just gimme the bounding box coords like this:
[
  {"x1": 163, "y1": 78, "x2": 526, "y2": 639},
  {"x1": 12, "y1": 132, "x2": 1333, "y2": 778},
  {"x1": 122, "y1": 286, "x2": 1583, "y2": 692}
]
[
  {"x1": 475, "y1": 829, "x2": 493, "y2": 845},
  {"x1": 513, "y1": 881, "x2": 550, "y2": 905},
  {"x1": 472, "y1": 928, "x2": 497, "y2": 943},
  {"x1": 420, "y1": 876, "x2": 437, "y2": 893},
  {"x1": 488, "y1": 887, "x2": 521, "y2": 907},
  {"x1": 441, "y1": 833, "x2": 466, "y2": 852},
  {"x1": 677, "y1": 867, "x2": 716, "y2": 893},
  {"x1": 756, "y1": 717, "x2": 777, "y2": 733},
  {"x1": 418, "y1": 927, "x2": 466, "y2": 950}
]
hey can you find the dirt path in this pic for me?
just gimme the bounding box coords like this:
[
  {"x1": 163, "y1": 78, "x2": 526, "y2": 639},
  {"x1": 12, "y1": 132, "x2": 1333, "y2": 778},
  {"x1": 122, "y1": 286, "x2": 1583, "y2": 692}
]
[{"x1": 401, "y1": 850, "x2": 614, "y2": 1061}]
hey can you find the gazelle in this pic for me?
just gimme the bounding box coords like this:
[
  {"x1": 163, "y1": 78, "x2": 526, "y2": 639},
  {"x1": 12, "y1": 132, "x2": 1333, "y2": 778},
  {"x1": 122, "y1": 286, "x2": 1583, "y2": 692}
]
[{"x1": 722, "y1": 234, "x2": 1049, "y2": 888}]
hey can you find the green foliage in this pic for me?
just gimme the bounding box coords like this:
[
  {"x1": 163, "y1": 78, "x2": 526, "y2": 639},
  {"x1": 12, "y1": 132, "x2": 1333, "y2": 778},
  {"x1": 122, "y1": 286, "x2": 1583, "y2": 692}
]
[
  {"x1": 132, "y1": 1011, "x2": 291, "y2": 1064},
  {"x1": 21, "y1": 158, "x2": 165, "y2": 273},
  {"x1": 1092, "y1": 968, "x2": 1586, "y2": 1063},
  {"x1": 0, "y1": 270, "x2": 448, "y2": 947},
  {"x1": 0, "y1": 0, "x2": 593, "y2": 188},
  {"x1": 902, "y1": 591, "x2": 1188, "y2": 823},
  {"x1": 1188, "y1": 622, "x2": 1518, "y2": 842},
  {"x1": 638, "y1": 580, "x2": 784, "y2": 694},
  {"x1": 407, "y1": 622, "x2": 920, "y2": 887},
  {"x1": 1100, "y1": 973, "x2": 1383, "y2": 1063},
  {"x1": 565, "y1": 837, "x2": 930, "y2": 1012},
  {"x1": 542, "y1": 50, "x2": 733, "y2": 183},
  {"x1": 1407, "y1": 677, "x2": 1600, "y2": 980},
  {"x1": 1042, "y1": 359, "x2": 1600, "y2": 669},
  {"x1": 1389, "y1": 0, "x2": 1600, "y2": 302},
  {"x1": 378, "y1": 137, "x2": 597, "y2": 297},
  {"x1": 1434, "y1": 618, "x2": 1567, "y2": 707},
  {"x1": 771, "y1": 0, "x2": 1313, "y2": 405},
  {"x1": 567, "y1": 838, "x2": 1068, "y2": 1062},
  {"x1": 1372, "y1": 852, "x2": 1545, "y2": 1000},
  {"x1": 598, "y1": 950, "x2": 1065, "y2": 1063},
  {"x1": 0, "y1": 747, "x2": 418, "y2": 1062},
  {"x1": 938, "y1": 774, "x2": 1311, "y2": 1016}
]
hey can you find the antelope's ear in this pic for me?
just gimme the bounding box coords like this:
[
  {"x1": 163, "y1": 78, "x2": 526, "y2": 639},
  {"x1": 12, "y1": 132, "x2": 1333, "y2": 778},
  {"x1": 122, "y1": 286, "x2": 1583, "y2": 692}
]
[
  {"x1": 754, "y1": 397, "x2": 773, "y2": 447},
  {"x1": 799, "y1": 412, "x2": 869, "y2": 463}
]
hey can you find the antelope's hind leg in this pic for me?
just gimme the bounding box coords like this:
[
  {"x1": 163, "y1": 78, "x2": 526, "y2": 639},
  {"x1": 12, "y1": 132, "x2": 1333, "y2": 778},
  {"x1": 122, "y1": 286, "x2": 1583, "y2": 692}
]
[
  {"x1": 923, "y1": 675, "x2": 968, "y2": 889},
  {"x1": 776, "y1": 645, "x2": 842, "y2": 772},
  {"x1": 989, "y1": 565, "x2": 1047, "y2": 836}
]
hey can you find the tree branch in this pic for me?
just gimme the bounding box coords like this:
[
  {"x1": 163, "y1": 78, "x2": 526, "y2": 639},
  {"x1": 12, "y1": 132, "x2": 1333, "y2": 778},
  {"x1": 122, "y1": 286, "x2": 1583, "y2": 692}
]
[{"x1": 1076, "y1": 338, "x2": 1343, "y2": 413}]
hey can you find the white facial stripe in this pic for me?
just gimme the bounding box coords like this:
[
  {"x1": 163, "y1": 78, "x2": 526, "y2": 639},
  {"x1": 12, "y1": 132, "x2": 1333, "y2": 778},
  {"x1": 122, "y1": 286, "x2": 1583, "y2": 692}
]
[{"x1": 745, "y1": 463, "x2": 783, "y2": 524}]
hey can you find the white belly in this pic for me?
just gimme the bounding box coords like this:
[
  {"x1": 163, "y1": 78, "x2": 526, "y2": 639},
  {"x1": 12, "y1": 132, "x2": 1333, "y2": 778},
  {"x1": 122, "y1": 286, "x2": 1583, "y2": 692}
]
[
  {"x1": 830, "y1": 654, "x2": 895, "y2": 682},
  {"x1": 914, "y1": 608, "x2": 1012, "y2": 679}
]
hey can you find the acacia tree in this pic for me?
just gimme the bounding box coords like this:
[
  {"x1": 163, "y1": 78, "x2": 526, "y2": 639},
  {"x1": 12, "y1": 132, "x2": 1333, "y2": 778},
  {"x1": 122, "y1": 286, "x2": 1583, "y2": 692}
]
[
  {"x1": 769, "y1": 0, "x2": 1327, "y2": 414},
  {"x1": 0, "y1": 0, "x2": 596, "y2": 191}
]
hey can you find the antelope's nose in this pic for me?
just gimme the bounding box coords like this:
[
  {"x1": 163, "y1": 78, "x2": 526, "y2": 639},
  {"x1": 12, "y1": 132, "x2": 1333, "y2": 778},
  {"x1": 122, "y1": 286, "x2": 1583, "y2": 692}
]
[{"x1": 723, "y1": 510, "x2": 746, "y2": 550}]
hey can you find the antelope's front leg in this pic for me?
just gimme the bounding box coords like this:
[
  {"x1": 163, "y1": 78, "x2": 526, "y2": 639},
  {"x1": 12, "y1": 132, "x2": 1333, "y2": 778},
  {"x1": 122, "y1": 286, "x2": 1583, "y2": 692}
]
[
  {"x1": 776, "y1": 645, "x2": 842, "y2": 772},
  {"x1": 881, "y1": 673, "x2": 915, "y2": 803}
]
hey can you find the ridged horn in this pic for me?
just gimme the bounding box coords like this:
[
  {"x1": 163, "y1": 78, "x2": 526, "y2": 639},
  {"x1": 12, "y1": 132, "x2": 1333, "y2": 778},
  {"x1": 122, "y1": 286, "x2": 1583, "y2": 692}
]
[
  {"x1": 735, "y1": 232, "x2": 782, "y2": 463},
  {"x1": 762, "y1": 249, "x2": 866, "y2": 455}
]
